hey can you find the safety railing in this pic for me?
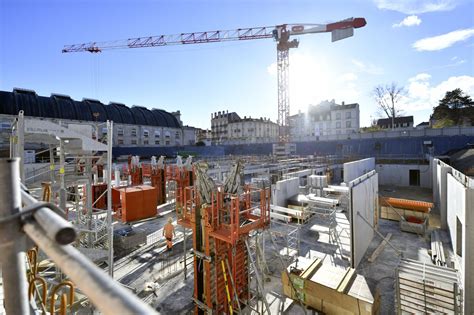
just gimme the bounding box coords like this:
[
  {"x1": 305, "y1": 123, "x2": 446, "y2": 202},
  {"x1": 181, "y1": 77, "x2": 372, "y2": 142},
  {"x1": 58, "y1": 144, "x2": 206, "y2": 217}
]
[{"x1": 0, "y1": 158, "x2": 158, "y2": 315}]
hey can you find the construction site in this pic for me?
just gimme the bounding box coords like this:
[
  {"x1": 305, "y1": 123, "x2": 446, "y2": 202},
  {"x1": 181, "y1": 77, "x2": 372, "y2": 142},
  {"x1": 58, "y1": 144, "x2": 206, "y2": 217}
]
[{"x1": 1, "y1": 7, "x2": 474, "y2": 315}]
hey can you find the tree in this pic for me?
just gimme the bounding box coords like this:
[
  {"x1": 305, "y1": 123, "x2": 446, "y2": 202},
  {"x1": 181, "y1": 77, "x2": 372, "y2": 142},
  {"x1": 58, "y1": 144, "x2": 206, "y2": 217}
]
[
  {"x1": 372, "y1": 82, "x2": 405, "y2": 129},
  {"x1": 432, "y1": 89, "x2": 473, "y2": 126}
]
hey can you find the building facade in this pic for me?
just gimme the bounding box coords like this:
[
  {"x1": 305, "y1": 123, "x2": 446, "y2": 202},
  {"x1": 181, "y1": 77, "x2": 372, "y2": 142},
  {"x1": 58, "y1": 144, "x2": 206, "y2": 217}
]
[
  {"x1": 289, "y1": 100, "x2": 360, "y2": 139},
  {"x1": 376, "y1": 116, "x2": 414, "y2": 130},
  {"x1": 0, "y1": 88, "x2": 186, "y2": 148},
  {"x1": 211, "y1": 111, "x2": 241, "y2": 144},
  {"x1": 211, "y1": 110, "x2": 278, "y2": 144},
  {"x1": 196, "y1": 128, "x2": 212, "y2": 146}
]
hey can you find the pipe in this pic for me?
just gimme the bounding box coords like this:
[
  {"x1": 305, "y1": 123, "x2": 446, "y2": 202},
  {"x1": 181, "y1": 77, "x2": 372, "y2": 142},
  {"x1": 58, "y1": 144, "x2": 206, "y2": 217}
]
[
  {"x1": 23, "y1": 221, "x2": 158, "y2": 315},
  {"x1": 21, "y1": 191, "x2": 76, "y2": 245},
  {"x1": 0, "y1": 158, "x2": 30, "y2": 314}
]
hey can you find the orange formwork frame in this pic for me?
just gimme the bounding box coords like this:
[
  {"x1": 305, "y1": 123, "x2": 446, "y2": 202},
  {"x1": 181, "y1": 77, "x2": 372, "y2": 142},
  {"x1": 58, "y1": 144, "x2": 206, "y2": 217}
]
[{"x1": 177, "y1": 172, "x2": 270, "y2": 314}]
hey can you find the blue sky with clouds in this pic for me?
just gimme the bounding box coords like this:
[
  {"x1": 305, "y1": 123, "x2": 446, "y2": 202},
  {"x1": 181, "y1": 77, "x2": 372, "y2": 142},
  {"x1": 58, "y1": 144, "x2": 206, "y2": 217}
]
[{"x1": 1, "y1": 0, "x2": 473, "y2": 129}]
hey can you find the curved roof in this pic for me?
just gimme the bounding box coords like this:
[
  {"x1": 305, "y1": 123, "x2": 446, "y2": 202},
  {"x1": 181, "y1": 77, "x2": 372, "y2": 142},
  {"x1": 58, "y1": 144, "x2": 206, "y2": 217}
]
[{"x1": 0, "y1": 89, "x2": 181, "y2": 128}]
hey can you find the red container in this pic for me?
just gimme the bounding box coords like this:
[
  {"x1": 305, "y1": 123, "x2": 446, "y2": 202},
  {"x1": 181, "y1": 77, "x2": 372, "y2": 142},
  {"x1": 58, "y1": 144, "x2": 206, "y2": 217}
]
[{"x1": 114, "y1": 185, "x2": 158, "y2": 223}]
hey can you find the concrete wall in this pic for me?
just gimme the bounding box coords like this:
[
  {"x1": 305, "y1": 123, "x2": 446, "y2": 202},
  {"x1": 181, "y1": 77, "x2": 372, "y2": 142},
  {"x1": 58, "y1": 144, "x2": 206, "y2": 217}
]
[
  {"x1": 446, "y1": 172, "x2": 474, "y2": 313},
  {"x1": 349, "y1": 170, "x2": 378, "y2": 268},
  {"x1": 271, "y1": 177, "x2": 299, "y2": 207},
  {"x1": 433, "y1": 158, "x2": 474, "y2": 313},
  {"x1": 376, "y1": 163, "x2": 432, "y2": 188},
  {"x1": 343, "y1": 158, "x2": 375, "y2": 183},
  {"x1": 433, "y1": 160, "x2": 453, "y2": 228}
]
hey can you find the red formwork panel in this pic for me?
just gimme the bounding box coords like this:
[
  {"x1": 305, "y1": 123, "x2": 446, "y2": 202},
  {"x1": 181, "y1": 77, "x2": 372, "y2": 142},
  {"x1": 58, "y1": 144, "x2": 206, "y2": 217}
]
[
  {"x1": 91, "y1": 183, "x2": 108, "y2": 210},
  {"x1": 114, "y1": 185, "x2": 158, "y2": 223}
]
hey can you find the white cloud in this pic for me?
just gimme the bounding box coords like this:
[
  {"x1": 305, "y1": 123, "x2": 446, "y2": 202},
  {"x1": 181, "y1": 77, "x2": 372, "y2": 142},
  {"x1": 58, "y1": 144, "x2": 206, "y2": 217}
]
[
  {"x1": 413, "y1": 28, "x2": 474, "y2": 51},
  {"x1": 409, "y1": 73, "x2": 431, "y2": 82},
  {"x1": 340, "y1": 72, "x2": 358, "y2": 81},
  {"x1": 393, "y1": 15, "x2": 422, "y2": 27},
  {"x1": 401, "y1": 73, "x2": 474, "y2": 111},
  {"x1": 351, "y1": 59, "x2": 384, "y2": 75},
  {"x1": 374, "y1": 0, "x2": 458, "y2": 14}
]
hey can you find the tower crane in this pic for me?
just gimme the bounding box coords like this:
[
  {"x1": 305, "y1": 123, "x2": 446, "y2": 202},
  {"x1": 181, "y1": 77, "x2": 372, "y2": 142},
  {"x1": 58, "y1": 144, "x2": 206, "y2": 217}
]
[{"x1": 62, "y1": 18, "x2": 366, "y2": 143}]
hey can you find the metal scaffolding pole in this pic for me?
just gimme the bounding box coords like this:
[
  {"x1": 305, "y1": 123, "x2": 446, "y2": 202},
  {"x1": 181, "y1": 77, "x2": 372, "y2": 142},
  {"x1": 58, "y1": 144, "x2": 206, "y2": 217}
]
[
  {"x1": 0, "y1": 158, "x2": 29, "y2": 314},
  {"x1": 106, "y1": 121, "x2": 114, "y2": 277},
  {"x1": 18, "y1": 112, "x2": 25, "y2": 182},
  {"x1": 59, "y1": 139, "x2": 66, "y2": 211}
]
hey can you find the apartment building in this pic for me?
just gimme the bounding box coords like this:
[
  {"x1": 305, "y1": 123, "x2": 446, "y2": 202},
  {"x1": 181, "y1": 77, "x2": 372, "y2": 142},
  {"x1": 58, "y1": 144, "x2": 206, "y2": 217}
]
[
  {"x1": 290, "y1": 100, "x2": 360, "y2": 138},
  {"x1": 211, "y1": 111, "x2": 279, "y2": 144}
]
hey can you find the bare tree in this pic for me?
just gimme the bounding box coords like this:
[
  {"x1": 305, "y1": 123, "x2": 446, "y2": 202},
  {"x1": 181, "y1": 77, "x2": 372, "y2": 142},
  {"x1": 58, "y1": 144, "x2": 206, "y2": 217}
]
[{"x1": 372, "y1": 82, "x2": 405, "y2": 129}]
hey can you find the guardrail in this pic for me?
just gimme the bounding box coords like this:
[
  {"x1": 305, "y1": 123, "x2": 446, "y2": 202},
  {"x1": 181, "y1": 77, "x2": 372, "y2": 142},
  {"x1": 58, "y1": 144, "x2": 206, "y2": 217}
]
[{"x1": 0, "y1": 158, "x2": 158, "y2": 315}]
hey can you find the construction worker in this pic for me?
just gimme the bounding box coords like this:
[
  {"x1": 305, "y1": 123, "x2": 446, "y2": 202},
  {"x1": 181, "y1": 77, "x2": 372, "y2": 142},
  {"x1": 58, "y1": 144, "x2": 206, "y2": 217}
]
[{"x1": 163, "y1": 217, "x2": 176, "y2": 251}]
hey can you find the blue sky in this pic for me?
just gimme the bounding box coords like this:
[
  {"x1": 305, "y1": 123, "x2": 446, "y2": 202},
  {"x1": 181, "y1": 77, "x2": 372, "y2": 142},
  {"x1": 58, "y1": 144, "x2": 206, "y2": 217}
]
[{"x1": 1, "y1": 0, "x2": 473, "y2": 129}]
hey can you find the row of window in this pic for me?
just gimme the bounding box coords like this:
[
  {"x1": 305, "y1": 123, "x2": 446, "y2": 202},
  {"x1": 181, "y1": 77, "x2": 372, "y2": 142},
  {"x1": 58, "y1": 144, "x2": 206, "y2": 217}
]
[
  {"x1": 117, "y1": 139, "x2": 172, "y2": 145},
  {"x1": 311, "y1": 111, "x2": 353, "y2": 122},
  {"x1": 116, "y1": 128, "x2": 179, "y2": 138},
  {"x1": 336, "y1": 111, "x2": 352, "y2": 120},
  {"x1": 336, "y1": 121, "x2": 352, "y2": 129}
]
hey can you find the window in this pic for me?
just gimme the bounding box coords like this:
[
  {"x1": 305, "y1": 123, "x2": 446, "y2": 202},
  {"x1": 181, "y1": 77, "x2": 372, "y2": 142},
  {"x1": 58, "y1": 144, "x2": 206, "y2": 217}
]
[
  {"x1": 164, "y1": 131, "x2": 171, "y2": 138},
  {"x1": 144, "y1": 140, "x2": 149, "y2": 145},
  {"x1": 155, "y1": 140, "x2": 160, "y2": 145},
  {"x1": 117, "y1": 128, "x2": 124, "y2": 136},
  {"x1": 131, "y1": 128, "x2": 137, "y2": 137},
  {"x1": 175, "y1": 131, "x2": 180, "y2": 138},
  {"x1": 143, "y1": 130, "x2": 149, "y2": 138},
  {"x1": 346, "y1": 121, "x2": 351, "y2": 128},
  {"x1": 336, "y1": 122, "x2": 341, "y2": 129},
  {"x1": 456, "y1": 217, "x2": 462, "y2": 257},
  {"x1": 336, "y1": 113, "x2": 341, "y2": 120},
  {"x1": 155, "y1": 130, "x2": 161, "y2": 137},
  {"x1": 117, "y1": 139, "x2": 124, "y2": 145},
  {"x1": 165, "y1": 140, "x2": 170, "y2": 145},
  {"x1": 346, "y1": 111, "x2": 351, "y2": 119},
  {"x1": 131, "y1": 139, "x2": 137, "y2": 145}
]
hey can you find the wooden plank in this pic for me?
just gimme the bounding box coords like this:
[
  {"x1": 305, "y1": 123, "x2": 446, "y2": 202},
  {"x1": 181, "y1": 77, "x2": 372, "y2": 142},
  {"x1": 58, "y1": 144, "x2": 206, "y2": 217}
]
[
  {"x1": 399, "y1": 292, "x2": 454, "y2": 313},
  {"x1": 270, "y1": 212, "x2": 291, "y2": 222},
  {"x1": 399, "y1": 278, "x2": 455, "y2": 298},
  {"x1": 368, "y1": 233, "x2": 392, "y2": 263},
  {"x1": 399, "y1": 274, "x2": 455, "y2": 293},
  {"x1": 399, "y1": 265, "x2": 458, "y2": 284},
  {"x1": 399, "y1": 283, "x2": 455, "y2": 305},
  {"x1": 301, "y1": 258, "x2": 322, "y2": 280},
  {"x1": 399, "y1": 290, "x2": 455, "y2": 311},
  {"x1": 337, "y1": 268, "x2": 356, "y2": 294}
]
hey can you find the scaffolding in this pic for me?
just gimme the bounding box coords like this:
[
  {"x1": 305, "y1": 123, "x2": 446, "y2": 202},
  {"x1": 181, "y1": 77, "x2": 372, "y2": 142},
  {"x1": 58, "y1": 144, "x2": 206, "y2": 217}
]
[
  {"x1": 0, "y1": 158, "x2": 157, "y2": 314},
  {"x1": 8, "y1": 111, "x2": 116, "y2": 311}
]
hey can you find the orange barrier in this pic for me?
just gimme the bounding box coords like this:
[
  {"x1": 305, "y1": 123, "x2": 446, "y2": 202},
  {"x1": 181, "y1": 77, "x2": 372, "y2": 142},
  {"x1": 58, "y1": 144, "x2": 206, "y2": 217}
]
[{"x1": 380, "y1": 197, "x2": 433, "y2": 213}]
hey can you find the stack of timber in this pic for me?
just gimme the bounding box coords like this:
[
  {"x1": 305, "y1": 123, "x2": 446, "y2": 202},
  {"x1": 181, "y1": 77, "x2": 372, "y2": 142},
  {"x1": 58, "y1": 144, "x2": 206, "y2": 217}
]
[
  {"x1": 271, "y1": 204, "x2": 311, "y2": 224},
  {"x1": 379, "y1": 196, "x2": 432, "y2": 222},
  {"x1": 282, "y1": 257, "x2": 379, "y2": 314},
  {"x1": 396, "y1": 259, "x2": 461, "y2": 314},
  {"x1": 430, "y1": 229, "x2": 446, "y2": 266}
]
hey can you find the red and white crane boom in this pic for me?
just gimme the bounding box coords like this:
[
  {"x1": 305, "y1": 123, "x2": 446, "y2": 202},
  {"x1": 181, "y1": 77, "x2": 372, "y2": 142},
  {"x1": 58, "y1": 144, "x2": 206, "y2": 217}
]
[{"x1": 63, "y1": 18, "x2": 366, "y2": 143}]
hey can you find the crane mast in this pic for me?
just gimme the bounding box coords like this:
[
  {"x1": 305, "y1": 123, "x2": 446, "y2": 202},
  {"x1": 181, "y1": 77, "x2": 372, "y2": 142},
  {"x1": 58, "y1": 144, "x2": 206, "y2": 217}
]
[{"x1": 63, "y1": 18, "x2": 366, "y2": 144}]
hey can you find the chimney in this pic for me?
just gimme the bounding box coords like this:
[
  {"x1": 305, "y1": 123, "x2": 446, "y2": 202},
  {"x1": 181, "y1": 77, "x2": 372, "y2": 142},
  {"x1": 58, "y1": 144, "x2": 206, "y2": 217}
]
[{"x1": 342, "y1": 101, "x2": 345, "y2": 105}]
